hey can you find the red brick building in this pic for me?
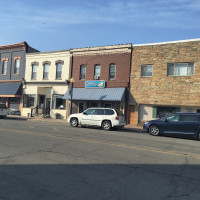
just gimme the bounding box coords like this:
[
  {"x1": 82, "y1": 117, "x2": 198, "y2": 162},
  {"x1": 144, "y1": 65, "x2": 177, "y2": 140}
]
[{"x1": 63, "y1": 44, "x2": 132, "y2": 121}]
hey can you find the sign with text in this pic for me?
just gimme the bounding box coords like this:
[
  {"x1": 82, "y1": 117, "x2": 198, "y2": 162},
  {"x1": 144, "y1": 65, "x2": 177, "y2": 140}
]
[{"x1": 85, "y1": 80, "x2": 105, "y2": 88}]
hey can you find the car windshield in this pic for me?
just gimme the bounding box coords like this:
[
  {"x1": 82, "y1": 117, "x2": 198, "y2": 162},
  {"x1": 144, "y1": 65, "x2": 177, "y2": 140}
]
[{"x1": 83, "y1": 109, "x2": 96, "y2": 115}]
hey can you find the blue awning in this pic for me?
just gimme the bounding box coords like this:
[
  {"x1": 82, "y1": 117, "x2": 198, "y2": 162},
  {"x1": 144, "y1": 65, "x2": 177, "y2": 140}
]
[
  {"x1": 0, "y1": 82, "x2": 22, "y2": 96},
  {"x1": 63, "y1": 88, "x2": 125, "y2": 101}
]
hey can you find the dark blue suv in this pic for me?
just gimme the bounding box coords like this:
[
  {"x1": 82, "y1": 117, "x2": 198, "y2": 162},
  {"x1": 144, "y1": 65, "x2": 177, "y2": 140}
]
[{"x1": 143, "y1": 113, "x2": 200, "y2": 140}]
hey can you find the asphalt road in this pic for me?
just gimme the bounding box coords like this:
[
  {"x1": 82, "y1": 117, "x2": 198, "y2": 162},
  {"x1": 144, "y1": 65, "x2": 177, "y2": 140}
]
[{"x1": 0, "y1": 118, "x2": 200, "y2": 200}]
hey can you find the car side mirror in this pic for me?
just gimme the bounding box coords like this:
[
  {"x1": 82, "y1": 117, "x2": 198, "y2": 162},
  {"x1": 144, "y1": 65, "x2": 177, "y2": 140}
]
[
  {"x1": 83, "y1": 112, "x2": 87, "y2": 115},
  {"x1": 165, "y1": 119, "x2": 169, "y2": 123}
]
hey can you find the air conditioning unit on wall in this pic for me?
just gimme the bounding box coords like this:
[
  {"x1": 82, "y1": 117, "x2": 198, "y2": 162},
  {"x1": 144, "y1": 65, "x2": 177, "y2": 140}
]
[{"x1": 94, "y1": 76, "x2": 100, "y2": 80}]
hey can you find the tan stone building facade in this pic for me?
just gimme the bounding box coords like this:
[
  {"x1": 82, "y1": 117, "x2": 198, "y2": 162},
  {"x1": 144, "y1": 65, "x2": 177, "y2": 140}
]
[{"x1": 129, "y1": 39, "x2": 200, "y2": 125}]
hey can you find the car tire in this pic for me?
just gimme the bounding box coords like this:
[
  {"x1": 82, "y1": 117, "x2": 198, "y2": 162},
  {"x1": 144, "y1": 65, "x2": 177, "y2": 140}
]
[
  {"x1": 70, "y1": 118, "x2": 78, "y2": 127},
  {"x1": 102, "y1": 120, "x2": 111, "y2": 131},
  {"x1": 197, "y1": 132, "x2": 200, "y2": 140},
  {"x1": 149, "y1": 125, "x2": 160, "y2": 136}
]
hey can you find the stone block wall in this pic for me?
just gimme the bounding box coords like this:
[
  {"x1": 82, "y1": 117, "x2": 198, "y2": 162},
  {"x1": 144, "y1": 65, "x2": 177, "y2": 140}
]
[{"x1": 130, "y1": 40, "x2": 200, "y2": 124}]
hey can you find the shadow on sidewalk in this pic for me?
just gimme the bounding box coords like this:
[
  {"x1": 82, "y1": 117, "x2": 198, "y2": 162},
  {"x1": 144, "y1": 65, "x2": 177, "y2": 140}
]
[{"x1": 5, "y1": 116, "x2": 28, "y2": 121}]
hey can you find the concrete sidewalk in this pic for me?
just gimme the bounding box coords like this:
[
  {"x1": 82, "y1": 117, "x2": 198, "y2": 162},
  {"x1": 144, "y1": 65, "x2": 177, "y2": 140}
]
[{"x1": 6, "y1": 115, "x2": 143, "y2": 130}]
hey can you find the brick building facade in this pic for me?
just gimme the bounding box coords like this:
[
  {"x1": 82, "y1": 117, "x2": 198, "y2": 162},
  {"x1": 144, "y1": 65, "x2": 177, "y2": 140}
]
[
  {"x1": 0, "y1": 42, "x2": 38, "y2": 114},
  {"x1": 129, "y1": 39, "x2": 200, "y2": 125},
  {"x1": 63, "y1": 44, "x2": 132, "y2": 120}
]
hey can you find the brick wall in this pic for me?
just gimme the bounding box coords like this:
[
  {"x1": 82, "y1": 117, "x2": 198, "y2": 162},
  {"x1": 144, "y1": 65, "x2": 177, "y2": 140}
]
[{"x1": 71, "y1": 52, "x2": 131, "y2": 88}]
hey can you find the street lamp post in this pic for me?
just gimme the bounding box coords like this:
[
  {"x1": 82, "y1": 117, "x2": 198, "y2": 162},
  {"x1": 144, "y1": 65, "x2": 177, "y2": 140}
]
[{"x1": 70, "y1": 77, "x2": 74, "y2": 115}]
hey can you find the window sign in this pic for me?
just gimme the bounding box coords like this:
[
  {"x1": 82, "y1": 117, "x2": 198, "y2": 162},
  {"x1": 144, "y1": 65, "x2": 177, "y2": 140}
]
[{"x1": 85, "y1": 80, "x2": 105, "y2": 88}]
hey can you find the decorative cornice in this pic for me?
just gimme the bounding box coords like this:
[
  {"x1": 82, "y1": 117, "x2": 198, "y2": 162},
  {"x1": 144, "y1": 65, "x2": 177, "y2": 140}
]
[
  {"x1": 0, "y1": 79, "x2": 23, "y2": 83},
  {"x1": 42, "y1": 61, "x2": 51, "y2": 65},
  {"x1": 0, "y1": 42, "x2": 27, "y2": 51},
  {"x1": 31, "y1": 61, "x2": 39, "y2": 66},
  {"x1": 55, "y1": 60, "x2": 64, "y2": 65}
]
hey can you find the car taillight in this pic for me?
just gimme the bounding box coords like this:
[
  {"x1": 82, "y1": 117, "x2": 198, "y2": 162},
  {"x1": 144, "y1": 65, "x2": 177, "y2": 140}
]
[{"x1": 115, "y1": 115, "x2": 119, "y2": 120}]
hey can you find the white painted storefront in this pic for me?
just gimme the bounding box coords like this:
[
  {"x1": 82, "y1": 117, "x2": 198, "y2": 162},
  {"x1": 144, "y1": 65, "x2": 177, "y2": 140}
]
[{"x1": 21, "y1": 50, "x2": 70, "y2": 119}]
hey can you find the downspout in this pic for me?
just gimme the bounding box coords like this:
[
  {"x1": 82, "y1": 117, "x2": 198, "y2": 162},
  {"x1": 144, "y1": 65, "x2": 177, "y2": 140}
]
[
  {"x1": 10, "y1": 51, "x2": 13, "y2": 80},
  {"x1": 126, "y1": 44, "x2": 133, "y2": 124},
  {"x1": 70, "y1": 53, "x2": 74, "y2": 115}
]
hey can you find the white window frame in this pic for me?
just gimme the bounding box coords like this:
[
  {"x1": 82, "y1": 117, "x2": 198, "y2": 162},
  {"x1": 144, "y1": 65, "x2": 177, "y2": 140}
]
[
  {"x1": 43, "y1": 63, "x2": 49, "y2": 79},
  {"x1": 94, "y1": 65, "x2": 101, "y2": 77},
  {"x1": 80, "y1": 65, "x2": 86, "y2": 80},
  {"x1": 167, "y1": 62, "x2": 194, "y2": 76},
  {"x1": 56, "y1": 63, "x2": 62, "y2": 79},
  {"x1": 109, "y1": 64, "x2": 116, "y2": 80},
  {"x1": 32, "y1": 64, "x2": 37, "y2": 79},
  {"x1": 14, "y1": 59, "x2": 20, "y2": 74},
  {"x1": 2, "y1": 61, "x2": 8, "y2": 75}
]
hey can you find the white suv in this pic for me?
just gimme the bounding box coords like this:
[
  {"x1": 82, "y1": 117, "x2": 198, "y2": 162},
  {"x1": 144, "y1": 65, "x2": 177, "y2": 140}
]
[
  {"x1": 68, "y1": 108, "x2": 126, "y2": 130},
  {"x1": 0, "y1": 103, "x2": 8, "y2": 118}
]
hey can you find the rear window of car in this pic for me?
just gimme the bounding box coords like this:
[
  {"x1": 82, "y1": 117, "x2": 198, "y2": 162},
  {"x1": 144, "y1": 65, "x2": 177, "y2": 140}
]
[
  {"x1": 115, "y1": 109, "x2": 124, "y2": 116},
  {"x1": 0, "y1": 104, "x2": 6, "y2": 109},
  {"x1": 179, "y1": 114, "x2": 197, "y2": 122},
  {"x1": 105, "y1": 109, "x2": 114, "y2": 115}
]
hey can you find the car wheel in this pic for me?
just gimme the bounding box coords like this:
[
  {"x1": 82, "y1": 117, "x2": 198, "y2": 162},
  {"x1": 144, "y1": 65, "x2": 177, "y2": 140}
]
[
  {"x1": 197, "y1": 132, "x2": 200, "y2": 140},
  {"x1": 102, "y1": 121, "x2": 111, "y2": 131},
  {"x1": 149, "y1": 125, "x2": 160, "y2": 136},
  {"x1": 70, "y1": 118, "x2": 78, "y2": 127}
]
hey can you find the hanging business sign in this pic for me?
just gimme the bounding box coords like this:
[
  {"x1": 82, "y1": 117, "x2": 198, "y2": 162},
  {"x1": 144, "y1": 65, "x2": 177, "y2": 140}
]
[{"x1": 85, "y1": 80, "x2": 105, "y2": 88}]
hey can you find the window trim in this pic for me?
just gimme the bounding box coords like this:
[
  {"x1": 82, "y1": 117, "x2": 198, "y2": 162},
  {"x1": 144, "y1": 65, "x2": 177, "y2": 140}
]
[
  {"x1": 56, "y1": 62, "x2": 62, "y2": 80},
  {"x1": 80, "y1": 65, "x2": 86, "y2": 80},
  {"x1": 52, "y1": 94, "x2": 66, "y2": 110},
  {"x1": 94, "y1": 64, "x2": 101, "y2": 79},
  {"x1": 31, "y1": 64, "x2": 38, "y2": 80},
  {"x1": 2, "y1": 60, "x2": 8, "y2": 75},
  {"x1": 14, "y1": 59, "x2": 20, "y2": 74},
  {"x1": 141, "y1": 64, "x2": 153, "y2": 77},
  {"x1": 167, "y1": 62, "x2": 194, "y2": 77},
  {"x1": 109, "y1": 64, "x2": 116, "y2": 80},
  {"x1": 43, "y1": 63, "x2": 50, "y2": 80}
]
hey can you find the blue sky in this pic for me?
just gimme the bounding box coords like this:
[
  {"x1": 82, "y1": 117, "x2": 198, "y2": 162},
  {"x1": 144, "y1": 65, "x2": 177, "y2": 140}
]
[{"x1": 0, "y1": 0, "x2": 199, "y2": 51}]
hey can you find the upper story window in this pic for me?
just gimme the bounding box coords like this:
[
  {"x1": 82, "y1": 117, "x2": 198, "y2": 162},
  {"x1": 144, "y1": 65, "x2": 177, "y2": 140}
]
[
  {"x1": 94, "y1": 65, "x2": 101, "y2": 79},
  {"x1": 167, "y1": 63, "x2": 194, "y2": 76},
  {"x1": 43, "y1": 63, "x2": 49, "y2": 79},
  {"x1": 141, "y1": 65, "x2": 153, "y2": 77},
  {"x1": 2, "y1": 60, "x2": 8, "y2": 75},
  {"x1": 14, "y1": 59, "x2": 20, "y2": 74},
  {"x1": 32, "y1": 64, "x2": 37, "y2": 79},
  {"x1": 109, "y1": 64, "x2": 116, "y2": 80},
  {"x1": 56, "y1": 63, "x2": 62, "y2": 79},
  {"x1": 80, "y1": 65, "x2": 86, "y2": 80}
]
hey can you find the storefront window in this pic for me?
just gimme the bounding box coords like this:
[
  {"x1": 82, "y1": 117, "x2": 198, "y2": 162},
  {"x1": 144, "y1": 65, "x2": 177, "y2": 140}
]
[
  {"x1": 78, "y1": 102, "x2": 84, "y2": 113},
  {"x1": 9, "y1": 98, "x2": 20, "y2": 104},
  {"x1": 52, "y1": 95, "x2": 65, "y2": 109},
  {"x1": 0, "y1": 97, "x2": 7, "y2": 104},
  {"x1": 153, "y1": 106, "x2": 180, "y2": 118},
  {"x1": 23, "y1": 95, "x2": 35, "y2": 108},
  {"x1": 91, "y1": 102, "x2": 98, "y2": 107},
  {"x1": 105, "y1": 103, "x2": 112, "y2": 108}
]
